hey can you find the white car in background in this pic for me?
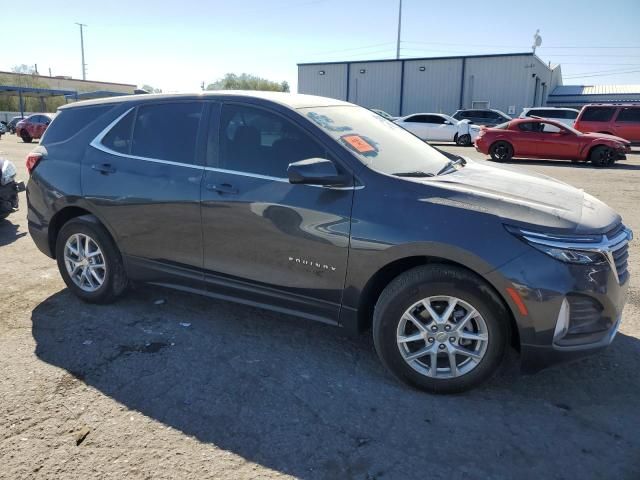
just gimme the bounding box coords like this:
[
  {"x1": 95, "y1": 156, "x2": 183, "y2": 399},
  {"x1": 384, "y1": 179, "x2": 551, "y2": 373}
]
[
  {"x1": 394, "y1": 113, "x2": 481, "y2": 146},
  {"x1": 519, "y1": 107, "x2": 580, "y2": 127}
]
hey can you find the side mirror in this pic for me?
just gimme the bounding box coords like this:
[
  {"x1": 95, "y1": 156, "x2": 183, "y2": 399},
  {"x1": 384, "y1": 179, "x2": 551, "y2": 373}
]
[{"x1": 287, "y1": 158, "x2": 347, "y2": 186}]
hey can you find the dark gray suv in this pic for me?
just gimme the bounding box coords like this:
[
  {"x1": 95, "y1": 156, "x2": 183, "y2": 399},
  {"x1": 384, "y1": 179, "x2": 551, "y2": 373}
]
[{"x1": 26, "y1": 92, "x2": 632, "y2": 393}]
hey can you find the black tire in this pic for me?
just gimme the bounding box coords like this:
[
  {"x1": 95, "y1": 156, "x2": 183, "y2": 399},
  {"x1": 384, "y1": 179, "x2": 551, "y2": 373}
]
[
  {"x1": 55, "y1": 215, "x2": 128, "y2": 304},
  {"x1": 20, "y1": 130, "x2": 32, "y2": 143},
  {"x1": 489, "y1": 141, "x2": 513, "y2": 162},
  {"x1": 456, "y1": 133, "x2": 472, "y2": 146},
  {"x1": 590, "y1": 146, "x2": 615, "y2": 167},
  {"x1": 373, "y1": 265, "x2": 509, "y2": 394}
]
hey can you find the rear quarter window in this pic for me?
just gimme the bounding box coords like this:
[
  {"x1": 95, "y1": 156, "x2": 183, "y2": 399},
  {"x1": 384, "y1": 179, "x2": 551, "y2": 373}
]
[
  {"x1": 580, "y1": 107, "x2": 615, "y2": 122},
  {"x1": 43, "y1": 105, "x2": 112, "y2": 144},
  {"x1": 616, "y1": 107, "x2": 640, "y2": 122}
]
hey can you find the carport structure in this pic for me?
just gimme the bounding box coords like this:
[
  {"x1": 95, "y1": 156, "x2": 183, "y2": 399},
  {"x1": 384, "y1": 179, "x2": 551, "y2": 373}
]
[{"x1": 0, "y1": 85, "x2": 77, "y2": 117}]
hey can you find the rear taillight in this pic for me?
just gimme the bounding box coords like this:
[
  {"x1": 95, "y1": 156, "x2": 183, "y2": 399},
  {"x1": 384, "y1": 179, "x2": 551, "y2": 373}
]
[{"x1": 26, "y1": 152, "x2": 42, "y2": 174}]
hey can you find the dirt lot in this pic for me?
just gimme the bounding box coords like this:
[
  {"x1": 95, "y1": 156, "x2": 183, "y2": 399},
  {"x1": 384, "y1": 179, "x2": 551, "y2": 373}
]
[{"x1": 1, "y1": 133, "x2": 639, "y2": 480}]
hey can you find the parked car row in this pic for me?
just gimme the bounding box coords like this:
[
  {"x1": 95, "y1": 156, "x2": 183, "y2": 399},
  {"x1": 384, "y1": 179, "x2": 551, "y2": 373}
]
[{"x1": 373, "y1": 104, "x2": 640, "y2": 147}]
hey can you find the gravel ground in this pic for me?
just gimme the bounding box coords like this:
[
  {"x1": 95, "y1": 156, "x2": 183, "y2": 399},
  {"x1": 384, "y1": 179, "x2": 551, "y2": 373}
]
[{"x1": 1, "y1": 134, "x2": 639, "y2": 480}]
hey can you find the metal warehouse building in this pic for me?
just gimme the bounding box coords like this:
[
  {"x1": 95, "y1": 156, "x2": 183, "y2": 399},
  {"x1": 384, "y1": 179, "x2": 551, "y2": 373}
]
[{"x1": 298, "y1": 52, "x2": 563, "y2": 117}]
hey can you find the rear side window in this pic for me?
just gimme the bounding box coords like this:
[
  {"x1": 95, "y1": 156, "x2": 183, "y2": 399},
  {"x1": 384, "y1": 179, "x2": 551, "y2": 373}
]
[
  {"x1": 43, "y1": 106, "x2": 111, "y2": 144},
  {"x1": 131, "y1": 102, "x2": 203, "y2": 164},
  {"x1": 580, "y1": 107, "x2": 615, "y2": 122},
  {"x1": 616, "y1": 107, "x2": 640, "y2": 122},
  {"x1": 102, "y1": 109, "x2": 135, "y2": 154}
]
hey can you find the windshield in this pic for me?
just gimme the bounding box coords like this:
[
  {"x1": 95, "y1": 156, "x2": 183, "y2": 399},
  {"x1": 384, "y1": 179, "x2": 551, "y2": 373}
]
[{"x1": 300, "y1": 105, "x2": 451, "y2": 176}]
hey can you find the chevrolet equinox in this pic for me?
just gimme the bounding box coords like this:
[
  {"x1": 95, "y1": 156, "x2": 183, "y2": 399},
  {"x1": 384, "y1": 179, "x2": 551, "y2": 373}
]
[{"x1": 26, "y1": 92, "x2": 632, "y2": 393}]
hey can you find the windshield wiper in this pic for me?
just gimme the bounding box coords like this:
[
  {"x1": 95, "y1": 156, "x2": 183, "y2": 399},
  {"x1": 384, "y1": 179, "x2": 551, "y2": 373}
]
[
  {"x1": 436, "y1": 157, "x2": 466, "y2": 176},
  {"x1": 393, "y1": 171, "x2": 435, "y2": 178}
]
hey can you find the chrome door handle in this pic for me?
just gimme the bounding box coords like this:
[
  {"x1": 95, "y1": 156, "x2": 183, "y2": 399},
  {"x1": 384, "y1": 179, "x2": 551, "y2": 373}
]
[{"x1": 206, "y1": 183, "x2": 238, "y2": 194}]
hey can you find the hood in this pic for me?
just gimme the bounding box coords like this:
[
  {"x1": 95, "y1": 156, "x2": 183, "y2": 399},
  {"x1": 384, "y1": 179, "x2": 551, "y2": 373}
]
[
  {"x1": 419, "y1": 160, "x2": 619, "y2": 233},
  {"x1": 581, "y1": 132, "x2": 630, "y2": 145}
]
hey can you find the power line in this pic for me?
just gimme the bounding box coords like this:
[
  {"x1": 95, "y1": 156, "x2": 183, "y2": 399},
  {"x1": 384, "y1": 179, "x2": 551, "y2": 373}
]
[
  {"x1": 307, "y1": 42, "x2": 396, "y2": 56},
  {"x1": 564, "y1": 69, "x2": 640, "y2": 79}
]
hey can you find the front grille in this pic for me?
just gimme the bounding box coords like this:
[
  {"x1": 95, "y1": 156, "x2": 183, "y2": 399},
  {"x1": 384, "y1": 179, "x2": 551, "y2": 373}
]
[{"x1": 605, "y1": 223, "x2": 630, "y2": 283}]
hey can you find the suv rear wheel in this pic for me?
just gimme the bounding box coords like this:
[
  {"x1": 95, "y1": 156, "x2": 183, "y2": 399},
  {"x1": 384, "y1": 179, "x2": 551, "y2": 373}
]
[
  {"x1": 55, "y1": 215, "x2": 128, "y2": 303},
  {"x1": 373, "y1": 265, "x2": 508, "y2": 393},
  {"x1": 20, "y1": 130, "x2": 32, "y2": 143}
]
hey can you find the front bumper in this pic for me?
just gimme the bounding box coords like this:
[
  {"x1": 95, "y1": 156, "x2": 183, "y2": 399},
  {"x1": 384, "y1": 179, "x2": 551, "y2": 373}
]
[
  {"x1": 0, "y1": 181, "x2": 24, "y2": 215},
  {"x1": 486, "y1": 244, "x2": 630, "y2": 373}
]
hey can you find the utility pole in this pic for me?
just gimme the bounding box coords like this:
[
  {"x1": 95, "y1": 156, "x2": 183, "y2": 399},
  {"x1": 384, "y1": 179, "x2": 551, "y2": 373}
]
[
  {"x1": 75, "y1": 23, "x2": 87, "y2": 80},
  {"x1": 396, "y1": 0, "x2": 403, "y2": 59}
]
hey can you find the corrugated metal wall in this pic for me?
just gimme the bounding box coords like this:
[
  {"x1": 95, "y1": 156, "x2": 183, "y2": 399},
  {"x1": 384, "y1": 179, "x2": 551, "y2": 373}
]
[
  {"x1": 402, "y1": 59, "x2": 463, "y2": 114},
  {"x1": 298, "y1": 63, "x2": 348, "y2": 100},
  {"x1": 347, "y1": 62, "x2": 402, "y2": 115},
  {"x1": 298, "y1": 54, "x2": 559, "y2": 118}
]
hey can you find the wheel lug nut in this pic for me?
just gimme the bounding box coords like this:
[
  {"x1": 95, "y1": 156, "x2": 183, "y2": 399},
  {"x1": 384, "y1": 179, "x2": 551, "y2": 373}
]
[
  {"x1": 444, "y1": 325, "x2": 451, "y2": 331},
  {"x1": 438, "y1": 344, "x2": 445, "y2": 350},
  {"x1": 430, "y1": 326, "x2": 437, "y2": 332},
  {"x1": 449, "y1": 337, "x2": 456, "y2": 343},
  {"x1": 428, "y1": 337, "x2": 434, "y2": 343}
]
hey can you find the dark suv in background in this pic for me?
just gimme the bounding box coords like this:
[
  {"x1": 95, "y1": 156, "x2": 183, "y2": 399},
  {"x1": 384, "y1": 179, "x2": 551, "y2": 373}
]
[
  {"x1": 452, "y1": 108, "x2": 512, "y2": 126},
  {"x1": 26, "y1": 92, "x2": 632, "y2": 393}
]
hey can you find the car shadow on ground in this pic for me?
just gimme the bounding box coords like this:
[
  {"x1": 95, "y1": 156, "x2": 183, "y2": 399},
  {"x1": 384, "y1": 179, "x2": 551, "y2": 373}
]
[
  {"x1": 0, "y1": 217, "x2": 27, "y2": 247},
  {"x1": 31, "y1": 287, "x2": 640, "y2": 479}
]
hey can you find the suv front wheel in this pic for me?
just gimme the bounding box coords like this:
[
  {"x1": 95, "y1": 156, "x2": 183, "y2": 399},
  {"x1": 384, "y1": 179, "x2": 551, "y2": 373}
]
[
  {"x1": 373, "y1": 265, "x2": 508, "y2": 393},
  {"x1": 56, "y1": 215, "x2": 128, "y2": 303}
]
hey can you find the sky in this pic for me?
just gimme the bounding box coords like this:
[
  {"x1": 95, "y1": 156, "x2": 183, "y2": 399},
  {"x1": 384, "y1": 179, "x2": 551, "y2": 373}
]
[{"x1": 1, "y1": 0, "x2": 639, "y2": 93}]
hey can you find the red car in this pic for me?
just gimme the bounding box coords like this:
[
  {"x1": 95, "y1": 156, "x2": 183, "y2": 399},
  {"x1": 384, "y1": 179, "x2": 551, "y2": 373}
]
[
  {"x1": 574, "y1": 104, "x2": 640, "y2": 144},
  {"x1": 474, "y1": 118, "x2": 631, "y2": 167},
  {"x1": 15, "y1": 113, "x2": 54, "y2": 143}
]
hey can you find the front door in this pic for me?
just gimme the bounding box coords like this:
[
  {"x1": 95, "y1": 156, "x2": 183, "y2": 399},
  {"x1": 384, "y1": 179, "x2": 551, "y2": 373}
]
[
  {"x1": 200, "y1": 102, "x2": 354, "y2": 322},
  {"x1": 535, "y1": 121, "x2": 581, "y2": 158},
  {"x1": 82, "y1": 102, "x2": 206, "y2": 281}
]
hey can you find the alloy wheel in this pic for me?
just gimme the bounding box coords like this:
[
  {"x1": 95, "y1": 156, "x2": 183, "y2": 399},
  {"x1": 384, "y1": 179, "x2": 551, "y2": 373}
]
[
  {"x1": 63, "y1": 233, "x2": 107, "y2": 292},
  {"x1": 396, "y1": 296, "x2": 489, "y2": 379}
]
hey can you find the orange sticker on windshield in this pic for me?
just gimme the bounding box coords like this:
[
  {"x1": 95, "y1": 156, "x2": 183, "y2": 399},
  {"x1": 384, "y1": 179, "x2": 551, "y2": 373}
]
[{"x1": 342, "y1": 135, "x2": 375, "y2": 153}]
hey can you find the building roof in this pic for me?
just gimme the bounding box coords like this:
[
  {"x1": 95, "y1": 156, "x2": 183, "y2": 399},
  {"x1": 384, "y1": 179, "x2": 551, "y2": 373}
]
[
  {"x1": 298, "y1": 52, "x2": 542, "y2": 67},
  {"x1": 59, "y1": 91, "x2": 352, "y2": 110},
  {"x1": 550, "y1": 84, "x2": 640, "y2": 96},
  {"x1": 0, "y1": 70, "x2": 136, "y2": 88}
]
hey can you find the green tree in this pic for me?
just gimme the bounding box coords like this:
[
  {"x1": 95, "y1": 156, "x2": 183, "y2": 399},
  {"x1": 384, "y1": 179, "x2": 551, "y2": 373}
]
[
  {"x1": 141, "y1": 84, "x2": 163, "y2": 94},
  {"x1": 206, "y1": 73, "x2": 290, "y2": 92},
  {"x1": 0, "y1": 65, "x2": 64, "y2": 112}
]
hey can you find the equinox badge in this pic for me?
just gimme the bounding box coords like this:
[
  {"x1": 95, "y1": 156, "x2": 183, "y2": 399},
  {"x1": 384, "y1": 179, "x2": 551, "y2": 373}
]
[{"x1": 289, "y1": 256, "x2": 337, "y2": 271}]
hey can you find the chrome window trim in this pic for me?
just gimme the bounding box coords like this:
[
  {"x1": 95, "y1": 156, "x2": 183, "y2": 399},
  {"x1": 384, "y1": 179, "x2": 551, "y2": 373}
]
[{"x1": 89, "y1": 109, "x2": 360, "y2": 190}]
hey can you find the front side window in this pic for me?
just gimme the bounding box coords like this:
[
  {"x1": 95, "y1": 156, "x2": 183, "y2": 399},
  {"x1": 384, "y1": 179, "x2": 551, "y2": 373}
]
[
  {"x1": 303, "y1": 105, "x2": 450, "y2": 177},
  {"x1": 405, "y1": 115, "x2": 429, "y2": 123},
  {"x1": 616, "y1": 107, "x2": 640, "y2": 122},
  {"x1": 219, "y1": 104, "x2": 327, "y2": 178},
  {"x1": 131, "y1": 102, "x2": 203, "y2": 164},
  {"x1": 518, "y1": 122, "x2": 540, "y2": 132},
  {"x1": 424, "y1": 115, "x2": 446, "y2": 124},
  {"x1": 581, "y1": 107, "x2": 615, "y2": 122}
]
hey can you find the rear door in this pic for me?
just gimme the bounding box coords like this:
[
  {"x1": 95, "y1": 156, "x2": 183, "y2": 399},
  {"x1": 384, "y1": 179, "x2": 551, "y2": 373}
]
[
  {"x1": 200, "y1": 102, "x2": 354, "y2": 322},
  {"x1": 423, "y1": 115, "x2": 456, "y2": 141},
  {"x1": 83, "y1": 101, "x2": 206, "y2": 282},
  {"x1": 511, "y1": 121, "x2": 543, "y2": 157},
  {"x1": 612, "y1": 106, "x2": 640, "y2": 142},
  {"x1": 397, "y1": 114, "x2": 430, "y2": 139}
]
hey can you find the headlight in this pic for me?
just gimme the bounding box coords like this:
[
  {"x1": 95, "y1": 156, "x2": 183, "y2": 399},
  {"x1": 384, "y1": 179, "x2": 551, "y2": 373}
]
[
  {"x1": 1, "y1": 160, "x2": 17, "y2": 186},
  {"x1": 505, "y1": 225, "x2": 607, "y2": 265}
]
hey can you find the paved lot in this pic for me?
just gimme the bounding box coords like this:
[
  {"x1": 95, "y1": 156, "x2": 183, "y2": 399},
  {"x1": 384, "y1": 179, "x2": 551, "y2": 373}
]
[{"x1": 1, "y1": 133, "x2": 639, "y2": 479}]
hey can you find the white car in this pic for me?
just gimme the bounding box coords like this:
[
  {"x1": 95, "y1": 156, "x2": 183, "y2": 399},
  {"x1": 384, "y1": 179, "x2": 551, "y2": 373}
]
[
  {"x1": 394, "y1": 113, "x2": 481, "y2": 146},
  {"x1": 519, "y1": 107, "x2": 580, "y2": 128}
]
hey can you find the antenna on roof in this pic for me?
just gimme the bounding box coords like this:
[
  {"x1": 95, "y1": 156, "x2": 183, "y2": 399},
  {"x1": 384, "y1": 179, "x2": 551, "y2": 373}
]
[{"x1": 532, "y1": 29, "x2": 542, "y2": 54}]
